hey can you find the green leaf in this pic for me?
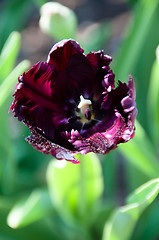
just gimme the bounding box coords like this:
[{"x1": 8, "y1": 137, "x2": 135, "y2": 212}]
[
  {"x1": 0, "y1": 196, "x2": 61, "y2": 240},
  {"x1": 46, "y1": 153, "x2": 104, "y2": 223},
  {"x1": 147, "y1": 57, "x2": 159, "y2": 146},
  {"x1": 115, "y1": 0, "x2": 158, "y2": 79},
  {"x1": 102, "y1": 178, "x2": 159, "y2": 240},
  {"x1": 0, "y1": 60, "x2": 30, "y2": 107},
  {"x1": 131, "y1": 200, "x2": 159, "y2": 240},
  {"x1": 7, "y1": 189, "x2": 53, "y2": 229},
  {"x1": 113, "y1": 0, "x2": 159, "y2": 130},
  {"x1": 113, "y1": 0, "x2": 158, "y2": 80},
  {"x1": 33, "y1": 0, "x2": 47, "y2": 8},
  {"x1": 127, "y1": 178, "x2": 159, "y2": 205},
  {"x1": 0, "y1": 31, "x2": 21, "y2": 82},
  {"x1": 118, "y1": 120, "x2": 159, "y2": 178},
  {"x1": 0, "y1": 0, "x2": 33, "y2": 49},
  {"x1": 101, "y1": 151, "x2": 118, "y2": 200}
]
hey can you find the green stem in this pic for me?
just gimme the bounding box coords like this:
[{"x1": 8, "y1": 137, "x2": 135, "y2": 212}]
[{"x1": 78, "y1": 154, "x2": 87, "y2": 222}]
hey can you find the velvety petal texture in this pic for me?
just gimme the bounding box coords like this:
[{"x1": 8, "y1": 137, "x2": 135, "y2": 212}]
[{"x1": 10, "y1": 39, "x2": 137, "y2": 163}]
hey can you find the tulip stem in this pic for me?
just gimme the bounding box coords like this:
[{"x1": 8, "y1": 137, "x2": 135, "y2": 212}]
[{"x1": 79, "y1": 155, "x2": 87, "y2": 220}]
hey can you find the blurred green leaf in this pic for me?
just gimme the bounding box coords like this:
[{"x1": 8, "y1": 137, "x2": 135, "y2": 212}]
[
  {"x1": 7, "y1": 189, "x2": 53, "y2": 228},
  {"x1": 113, "y1": 0, "x2": 159, "y2": 130},
  {"x1": 118, "y1": 120, "x2": 159, "y2": 178},
  {"x1": 47, "y1": 153, "x2": 104, "y2": 224},
  {"x1": 0, "y1": 0, "x2": 33, "y2": 49},
  {"x1": 0, "y1": 31, "x2": 21, "y2": 82},
  {"x1": 0, "y1": 196, "x2": 61, "y2": 240},
  {"x1": 102, "y1": 178, "x2": 159, "y2": 240},
  {"x1": 128, "y1": 0, "x2": 138, "y2": 5},
  {"x1": 126, "y1": 178, "x2": 159, "y2": 205},
  {"x1": 124, "y1": 160, "x2": 150, "y2": 194},
  {"x1": 130, "y1": 199, "x2": 159, "y2": 240},
  {"x1": 92, "y1": 202, "x2": 115, "y2": 240},
  {"x1": 0, "y1": 60, "x2": 30, "y2": 107},
  {"x1": 147, "y1": 56, "x2": 159, "y2": 146},
  {"x1": 33, "y1": 0, "x2": 46, "y2": 8},
  {"x1": 102, "y1": 151, "x2": 118, "y2": 200},
  {"x1": 80, "y1": 21, "x2": 111, "y2": 53},
  {"x1": 113, "y1": 0, "x2": 158, "y2": 79}
]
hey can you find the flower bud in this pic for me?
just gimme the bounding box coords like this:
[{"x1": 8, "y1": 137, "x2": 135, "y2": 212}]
[{"x1": 39, "y1": 2, "x2": 77, "y2": 41}]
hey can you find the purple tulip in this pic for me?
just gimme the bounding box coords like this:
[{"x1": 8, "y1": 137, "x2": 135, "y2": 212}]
[{"x1": 9, "y1": 39, "x2": 137, "y2": 163}]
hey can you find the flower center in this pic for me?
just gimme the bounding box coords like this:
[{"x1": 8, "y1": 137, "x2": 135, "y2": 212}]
[{"x1": 77, "y1": 95, "x2": 92, "y2": 121}]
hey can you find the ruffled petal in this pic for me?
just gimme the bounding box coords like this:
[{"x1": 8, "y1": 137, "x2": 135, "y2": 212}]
[
  {"x1": 87, "y1": 51, "x2": 113, "y2": 96},
  {"x1": 102, "y1": 70, "x2": 115, "y2": 92},
  {"x1": 67, "y1": 76, "x2": 137, "y2": 156},
  {"x1": 121, "y1": 96, "x2": 136, "y2": 113},
  {"x1": 47, "y1": 39, "x2": 84, "y2": 70},
  {"x1": 127, "y1": 74, "x2": 136, "y2": 100},
  {"x1": 69, "y1": 112, "x2": 128, "y2": 155},
  {"x1": 10, "y1": 62, "x2": 67, "y2": 140},
  {"x1": 87, "y1": 51, "x2": 112, "y2": 69},
  {"x1": 26, "y1": 129, "x2": 79, "y2": 163}
]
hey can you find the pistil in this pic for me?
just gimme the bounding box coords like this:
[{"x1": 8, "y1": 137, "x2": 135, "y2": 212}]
[{"x1": 78, "y1": 95, "x2": 92, "y2": 120}]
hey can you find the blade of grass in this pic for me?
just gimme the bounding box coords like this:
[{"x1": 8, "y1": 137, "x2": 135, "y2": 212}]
[
  {"x1": 0, "y1": 60, "x2": 30, "y2": 107},
  {"x1": 147, "y1": 56, "x2": 159, "y2": 146},
  {"x1": 0, "y1": 32, "x2": 21, "y2": 82},
  {"x1": 113, "y1": 0, "x2": 158, "y2": 80}
]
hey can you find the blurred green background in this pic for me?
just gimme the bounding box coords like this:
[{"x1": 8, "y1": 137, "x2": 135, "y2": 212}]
[{"x1": 0, "y1": 0, "x2": 159, "y2": 239}]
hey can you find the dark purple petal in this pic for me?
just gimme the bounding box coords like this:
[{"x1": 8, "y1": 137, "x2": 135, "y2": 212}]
[
  {"x1": 86, "y1": 51, "x2": 113, "y2": 97},
  {"x1": 10, "y1": 62, "x2": 67, "y2": 140},
  {"x1": 102, "y1": 71, "x2": 115, "y2": 92},
  {"x1": 87, "y1": 51, "x2": 112, "y2": 69},
  {"x1": 121, "y1": 96, "x2": 136, "y2": 113},
  {"x1": 47, "y1": 39, "x2": 84, "y2": 70},
  {"x1": 69, "y1": 112, "x2": 127, "y2": 155}
]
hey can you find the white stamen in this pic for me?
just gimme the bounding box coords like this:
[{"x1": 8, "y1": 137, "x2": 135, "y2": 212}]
[
  {"x1": 78, "y1": 95, "x2": 92, "y2": 115},
  {"x1": 107, "y1": 85, "x2": 112, "y2": 92}
]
